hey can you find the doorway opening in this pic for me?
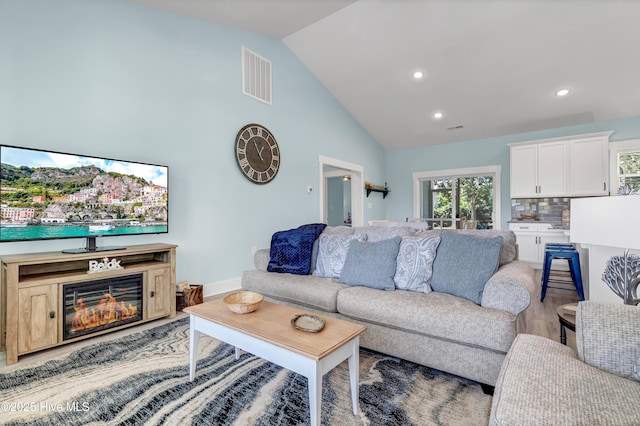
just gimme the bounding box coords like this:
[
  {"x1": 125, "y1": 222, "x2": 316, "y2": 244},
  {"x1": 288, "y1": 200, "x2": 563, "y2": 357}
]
[{"x1": 319, "y1": 156, "x2": 364, "y2": 227}]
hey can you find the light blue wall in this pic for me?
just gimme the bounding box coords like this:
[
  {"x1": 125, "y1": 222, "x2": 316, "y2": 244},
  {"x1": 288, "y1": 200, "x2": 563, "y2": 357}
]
[
  {"x1": 2, "y1": 0, "x2": 639, "y2": 289},
  {"x1": 0, "y1": 0, "x2": 386, "y2": 287},
  {"x1": 326, "y1": 177, "x2": 344, "y2": 226},
  {"x1": 385, "y1": 116, "x2": 640, "y2": 229}
]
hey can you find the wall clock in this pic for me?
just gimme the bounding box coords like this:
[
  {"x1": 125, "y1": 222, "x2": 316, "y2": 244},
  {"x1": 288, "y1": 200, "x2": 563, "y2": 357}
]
[{"x1": 234, "y1": 123, "x2": 280, "y2": 184}]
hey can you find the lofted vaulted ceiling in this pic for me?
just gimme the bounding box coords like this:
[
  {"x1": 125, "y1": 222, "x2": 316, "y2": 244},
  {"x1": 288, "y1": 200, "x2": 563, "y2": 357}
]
[{"x1": 129, "y1": 0, "x2": 640, "y2": 150}]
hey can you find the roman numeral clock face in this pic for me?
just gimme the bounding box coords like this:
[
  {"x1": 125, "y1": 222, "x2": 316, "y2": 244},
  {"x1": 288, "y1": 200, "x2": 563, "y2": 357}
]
[{"x1": 234, "y1": 124, "x2": 280, "y2": 184}]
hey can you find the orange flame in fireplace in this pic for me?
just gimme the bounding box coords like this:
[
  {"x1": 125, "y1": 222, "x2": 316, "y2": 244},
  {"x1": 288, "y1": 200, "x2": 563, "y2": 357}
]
[{"x1": 71, "y1": 292, "x2": 138, "y2": 332}]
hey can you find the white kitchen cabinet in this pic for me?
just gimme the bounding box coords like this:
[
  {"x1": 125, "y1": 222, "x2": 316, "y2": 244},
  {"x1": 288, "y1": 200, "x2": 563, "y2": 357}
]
[
  {"x1": 510, "y1": 145, "x2": 538, "y2": 198},
  {"x1": 509, "y1": 223, "x2": 569, "y2": 269},
  {"x1": 510, "y1": 142, "x2": 566, "y2": 197},
  {"x1": 537, "y1": 142, "x2": 567, "y2": 196},
  {"x1": 509, "y1": 131, "x2": 612, "y2": 198},
  {"x1": 568, "y1": 136, "x2": 609, "y2": 196}
]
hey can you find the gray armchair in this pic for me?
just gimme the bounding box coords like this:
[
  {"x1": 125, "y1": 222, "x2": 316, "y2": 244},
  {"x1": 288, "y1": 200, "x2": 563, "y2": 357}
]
[{"x1": 490, "y1": 301, "x2": 640, "y2": 425}]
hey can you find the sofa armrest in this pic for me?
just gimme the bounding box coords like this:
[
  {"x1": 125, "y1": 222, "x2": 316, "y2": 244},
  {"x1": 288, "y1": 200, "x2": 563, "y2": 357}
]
[
  {"x1": 254, "y1": 248, "x2": 270, "y2": 271},
  {"x1": 577, "y1": 301, "x2": 640, "y2": 381},
  {"x1": 490, "y1": 333, "x2": 640, "y2": 426},
  {"x1": 481, "y1": 260, "x2": 534, "y2": 316}
]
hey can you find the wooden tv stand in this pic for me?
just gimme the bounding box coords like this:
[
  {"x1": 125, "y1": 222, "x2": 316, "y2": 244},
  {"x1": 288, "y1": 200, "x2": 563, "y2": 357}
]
[{"x1": 1, "y1": 243, "x2": 177, "y2": 365}]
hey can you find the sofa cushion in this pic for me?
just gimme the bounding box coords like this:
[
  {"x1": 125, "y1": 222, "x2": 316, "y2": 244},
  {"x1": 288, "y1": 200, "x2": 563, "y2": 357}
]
[
  {"x1": 321, "y1": 226, "x2": 355, "y2": 236},
  {"x1": 313, "y1": 233, "x2": 365, "y2": 278},
  {"x1": 353, "y1": 226, "x2": 415, "y2": 242},
  {"x1": 241, "y1": 270, "x2": 348, "y2": 313},
  {"x1": 394, "y1": 236, "x2": 440, "y2": 293},
  {"x1": 417, "y1": 229, "x2": 517, "y2": 266},
  {"x1": 430, "y1": 230, "x2": 502, "y2": 304},
  {"x1": 267, "y1": 223, "x2": 326, "y2": 275},
  {"x1": 337, "y1": 286, "x2": 516, "y2": 353},
  {"x1": 339, "y1": 236, "x2": 401, "y2": 291}
]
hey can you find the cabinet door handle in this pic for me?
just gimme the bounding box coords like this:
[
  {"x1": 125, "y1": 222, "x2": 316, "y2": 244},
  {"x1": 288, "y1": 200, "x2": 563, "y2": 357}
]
[
  {"x1": 150, "y1": 291, "x2": 155, "y2": 298},
  {"x1": 49, "y1": 311, "x2": 55, "y2": 319},
  {"x1": 604, "y1": 182, "x2": 606, "y2": 191}
]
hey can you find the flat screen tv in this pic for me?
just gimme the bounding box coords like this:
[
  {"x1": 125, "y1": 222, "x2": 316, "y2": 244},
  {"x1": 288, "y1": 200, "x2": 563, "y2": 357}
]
[{"x1": 0, "y1": 145, "x2": 168, "y2": 253}]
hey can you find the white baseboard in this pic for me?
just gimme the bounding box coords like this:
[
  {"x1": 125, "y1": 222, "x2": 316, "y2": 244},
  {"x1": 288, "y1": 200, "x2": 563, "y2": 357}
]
[{"x1": 202, "y1": 277, "x2": 242, "y2": 298}]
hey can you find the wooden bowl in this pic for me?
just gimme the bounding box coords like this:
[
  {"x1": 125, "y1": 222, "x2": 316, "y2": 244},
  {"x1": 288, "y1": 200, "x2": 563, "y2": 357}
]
[{"x1": 223, "y1": 291, "x2": 264, "y2": 314}]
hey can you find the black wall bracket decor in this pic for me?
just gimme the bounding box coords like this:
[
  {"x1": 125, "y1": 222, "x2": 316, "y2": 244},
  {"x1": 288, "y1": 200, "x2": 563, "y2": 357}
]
[{"x1": 365, "y1": 182, "x2": 389, "y2": 199}]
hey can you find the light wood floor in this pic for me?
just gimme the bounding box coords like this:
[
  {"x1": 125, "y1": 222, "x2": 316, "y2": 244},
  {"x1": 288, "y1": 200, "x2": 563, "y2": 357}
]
[
  {"x1": 523, "y1": 269, "x2": 580, "y2": 350},
  {"x1": 1, "y1": 276, "x2": 580, "y2": 371}
]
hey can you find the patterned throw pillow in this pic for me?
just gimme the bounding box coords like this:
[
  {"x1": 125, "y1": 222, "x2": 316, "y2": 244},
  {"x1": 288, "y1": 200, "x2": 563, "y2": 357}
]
[
  {"x1": 394, "y1": 236, "x2": 441, "y2": 293},
  {"x1": 313, "y1": 233, "x2": 366, "y2": 278}
]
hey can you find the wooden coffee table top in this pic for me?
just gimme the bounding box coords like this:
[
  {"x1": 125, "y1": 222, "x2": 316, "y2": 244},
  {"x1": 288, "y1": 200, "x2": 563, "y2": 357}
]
[{"x1": 184, "y1": 300, "x2": 366, "y2": 361}]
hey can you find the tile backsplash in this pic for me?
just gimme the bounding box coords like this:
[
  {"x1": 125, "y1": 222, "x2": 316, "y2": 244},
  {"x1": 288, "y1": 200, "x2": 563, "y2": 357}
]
[{"x1": 511, "y1": 198, "x2": 571, "y2": 222}]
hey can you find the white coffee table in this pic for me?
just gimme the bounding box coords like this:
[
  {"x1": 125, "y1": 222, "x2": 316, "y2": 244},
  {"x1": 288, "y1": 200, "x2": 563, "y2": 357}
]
[{"x1": 184, "y1": 299, "x2": 366, "y2": 426}]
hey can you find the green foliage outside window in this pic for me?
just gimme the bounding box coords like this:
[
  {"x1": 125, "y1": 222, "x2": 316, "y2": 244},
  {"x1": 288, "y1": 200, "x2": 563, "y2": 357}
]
[
  {"x1": 619, "y1": 152, "x2": 640, "y2": 191},
  {"x1": 428, "y1": 176, "x2": 494, "y2": 229}
]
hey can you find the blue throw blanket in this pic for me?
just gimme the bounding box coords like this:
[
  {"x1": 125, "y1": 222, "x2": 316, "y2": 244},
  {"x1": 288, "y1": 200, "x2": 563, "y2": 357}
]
[{"x1": 267, "y1": 223, "x2": 327, "y2": 275}]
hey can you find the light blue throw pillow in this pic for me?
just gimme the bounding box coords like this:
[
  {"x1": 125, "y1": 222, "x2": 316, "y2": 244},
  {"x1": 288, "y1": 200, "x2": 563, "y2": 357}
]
[
  {"x1": 430, "y1": 230, "x2": 502, "y2": 304},
  {"x1": 394, "y1": 236, "x2": 441, "y2": 293},
  {"x1": 339, "y1": 236, "x2": 401, "y2": 291}
]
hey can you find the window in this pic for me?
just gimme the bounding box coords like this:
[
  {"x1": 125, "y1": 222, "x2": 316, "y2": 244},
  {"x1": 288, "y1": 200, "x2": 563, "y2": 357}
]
[
  {"x1": 610, "y1": 139, "x2": 640, "y2": 194},
  {"x1": 412, "y1": 166, "x2": 501, "y2": 229},
  {"x1": 423, "y1": 176, "x2": 494, "y2": 229}
]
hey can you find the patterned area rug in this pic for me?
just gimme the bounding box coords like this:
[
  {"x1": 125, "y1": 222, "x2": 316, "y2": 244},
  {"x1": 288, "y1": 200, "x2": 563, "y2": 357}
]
[{"x1": 0, "y1": 318, "x2": 491, "y2": 425}]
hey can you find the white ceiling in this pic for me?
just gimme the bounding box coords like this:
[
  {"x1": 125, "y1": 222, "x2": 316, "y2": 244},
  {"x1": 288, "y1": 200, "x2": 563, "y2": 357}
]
[{"x1": 129, "y1": 0, "x2": 640, "y2": 151}]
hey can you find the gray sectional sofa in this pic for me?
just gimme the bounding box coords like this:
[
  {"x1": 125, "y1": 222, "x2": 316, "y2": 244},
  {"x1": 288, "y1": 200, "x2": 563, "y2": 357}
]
[
  {"x1": 241, "y1": 226, "x2": 536, "y2": 388},
  {"x1": 490, "y1": 301, "x2": 640, "y2": 425}
]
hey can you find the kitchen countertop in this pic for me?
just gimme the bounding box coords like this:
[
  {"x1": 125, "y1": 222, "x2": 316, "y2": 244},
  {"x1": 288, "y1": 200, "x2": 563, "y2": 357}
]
[{"x1": 508, "y1": 220, "x2": 569, "y2": 230}]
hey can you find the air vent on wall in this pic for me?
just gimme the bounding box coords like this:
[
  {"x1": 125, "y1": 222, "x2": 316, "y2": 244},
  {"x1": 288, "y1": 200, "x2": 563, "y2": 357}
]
[{"x1": 242, "y1": 47, "x2": 272, "y2": 105}]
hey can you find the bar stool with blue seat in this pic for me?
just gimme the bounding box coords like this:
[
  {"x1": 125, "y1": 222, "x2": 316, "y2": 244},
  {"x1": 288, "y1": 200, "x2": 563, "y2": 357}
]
[{"x1": 540, "y1": 243, "x2": 585, "y2": 302}]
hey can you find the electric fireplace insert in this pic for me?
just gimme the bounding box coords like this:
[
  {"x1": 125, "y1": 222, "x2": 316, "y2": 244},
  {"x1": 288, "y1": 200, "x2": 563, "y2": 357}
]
[{"x1": 63, "y1": 274, "x2": 143, "y2": 341}]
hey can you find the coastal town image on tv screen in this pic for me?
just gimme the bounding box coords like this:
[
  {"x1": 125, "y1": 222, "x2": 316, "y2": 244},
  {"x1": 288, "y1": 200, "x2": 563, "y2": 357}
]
[{"x1": 0, "y1": 145, "x2": 168, "y2": 242}]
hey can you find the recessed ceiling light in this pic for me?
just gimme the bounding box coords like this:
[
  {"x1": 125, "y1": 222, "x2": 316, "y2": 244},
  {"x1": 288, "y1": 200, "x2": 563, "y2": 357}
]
[
  {"x1": 556, "y1": 89, "x2": 570, "y2": 97},
  {"x1": 433, "y1": 111, "x2": 444, "y2": 119},
  {"x1": 412, "y1": 70, "x2": 425, "y2": 80}
]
